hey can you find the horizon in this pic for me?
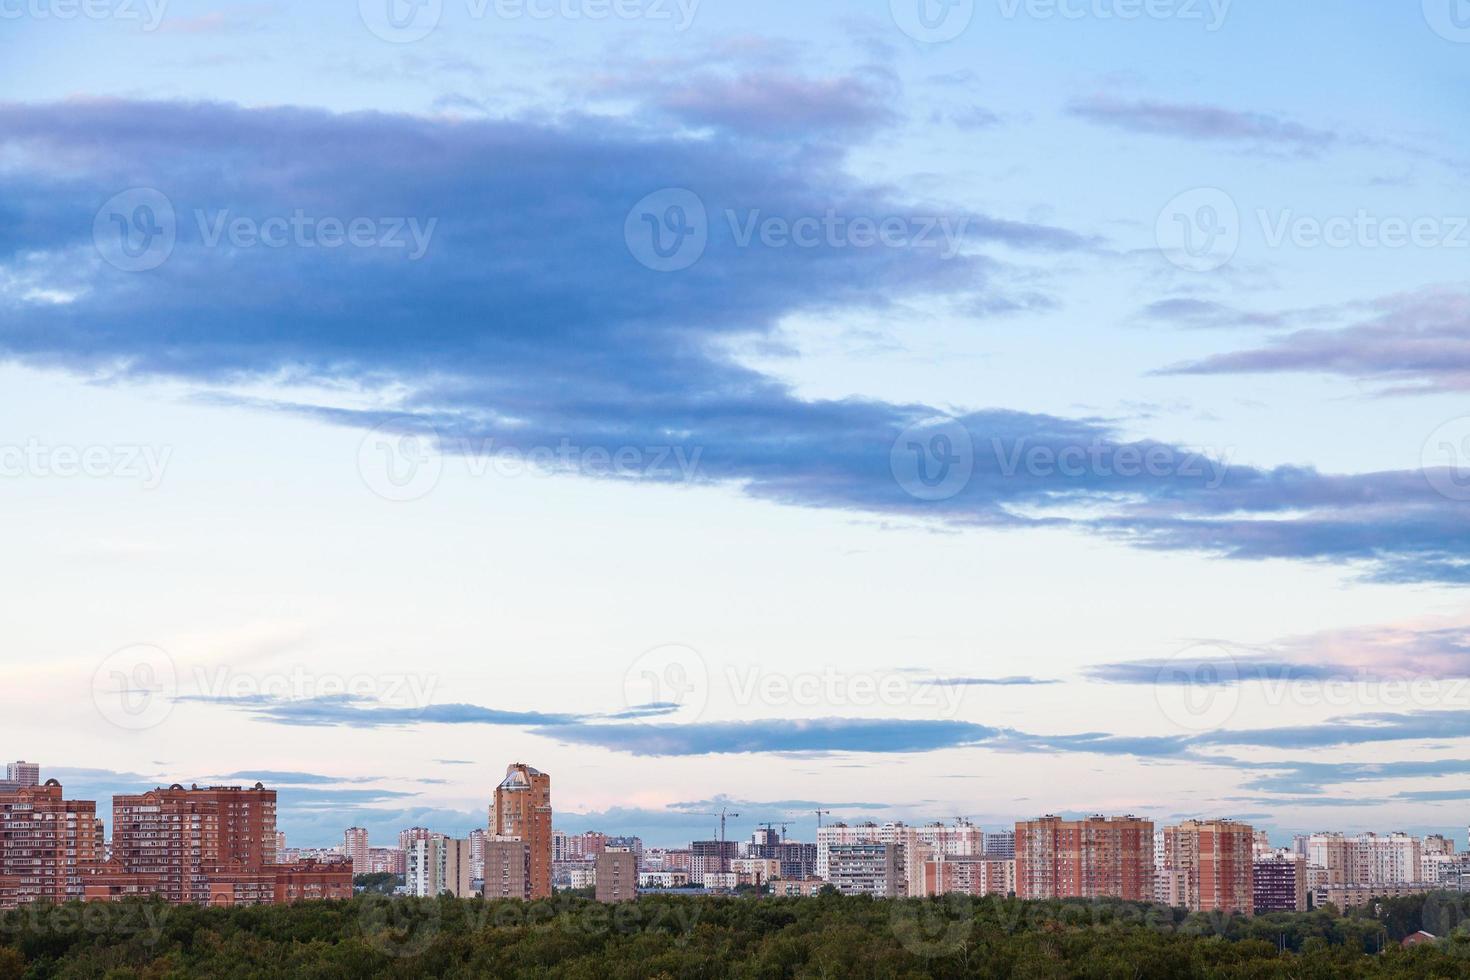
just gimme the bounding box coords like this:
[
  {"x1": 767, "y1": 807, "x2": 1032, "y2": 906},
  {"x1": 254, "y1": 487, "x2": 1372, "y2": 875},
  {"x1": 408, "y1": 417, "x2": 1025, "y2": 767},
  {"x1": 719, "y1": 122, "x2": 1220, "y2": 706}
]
[{"x1": 5, "y1": 2, "x2": 1470, "y2": 864}]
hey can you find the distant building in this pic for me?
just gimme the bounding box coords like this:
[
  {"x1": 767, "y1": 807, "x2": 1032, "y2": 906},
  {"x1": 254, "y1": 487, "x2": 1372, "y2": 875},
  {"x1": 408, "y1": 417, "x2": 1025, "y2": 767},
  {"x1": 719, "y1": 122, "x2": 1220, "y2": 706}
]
[
  {"x1": 111, "y1": 784, "x2": 278, "y2": 905},
  {"x1": 489, "y1": 764, "x2": 552, "y2": 899},
  {"x1": 827, "y1": 843, "x2": 905, "y2": 898},
  {"x1": 769, "y1": 878, "x2": 826, "y2": 897},
  {"x1": 639, "y1": 870, "x2": 690, "y2": 889},
  {"x1": 595, "y1": 847, "x2": 638, "y2": 903},
  {"x1": 485, "y1": 837, "x2": 530, "y2": 899},
  {"x1": 924, "y1": 855, "x2": 1015, "y2": 897},
  {"x1": 1015, "y1": 815, "x2": 1154, "y2": 902},
  {"x1": 405, "y1": 835, "x2": 475, "y2": 898},
  {"x1": 0, "y1": 780, "x2": 100, "y2": 906},
  {"x1": 690, "y1": 840, "x2": 739, "y2": 885},
  {"x1": 5, "y1": 762, "x2": 39, "y2": 788},
  {"x1": 468, "y1": 828, "x2": 487, "y2": 878},
  {"x1": 343, "y1": 827, "x2": 370, "y2": 873},
  {"x1": 1160, "y1": 820, "x2": 1254, "y2": 916},
  {"x1": 1304, "y1": 832, "x2": 1422, "y2": 887},
  {"x1": 983, "y1": 832, "x2": 1015, "y2": 860},
  {"x1": 1253, "y1": 850, "x2": 1307, "y2": 913},
  {"x1": 1315, "y1": 881, "x2": 1437, "y2": 910}
]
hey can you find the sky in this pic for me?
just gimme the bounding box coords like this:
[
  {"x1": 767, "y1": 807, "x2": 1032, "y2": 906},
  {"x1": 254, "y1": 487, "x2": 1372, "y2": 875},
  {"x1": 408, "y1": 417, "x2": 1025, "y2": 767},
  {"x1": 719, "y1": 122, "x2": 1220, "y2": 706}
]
[{"x1": 3, "y1": 0, "x2": 1470, "y2": 850}]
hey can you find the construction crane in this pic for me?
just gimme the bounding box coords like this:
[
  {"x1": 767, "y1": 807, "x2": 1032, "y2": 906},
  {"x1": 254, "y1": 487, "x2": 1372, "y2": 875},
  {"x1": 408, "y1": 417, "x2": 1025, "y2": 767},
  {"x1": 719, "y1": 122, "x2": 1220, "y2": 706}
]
[
  {"x1": 688, "y1": 806, "x2": 741, "y2": 845},
  {"x1": 756, "y1": 821, "x2": 791, "y2": 843},
  {"x1": 814, "y1": 808, "x2": 831, "y2": 828}
]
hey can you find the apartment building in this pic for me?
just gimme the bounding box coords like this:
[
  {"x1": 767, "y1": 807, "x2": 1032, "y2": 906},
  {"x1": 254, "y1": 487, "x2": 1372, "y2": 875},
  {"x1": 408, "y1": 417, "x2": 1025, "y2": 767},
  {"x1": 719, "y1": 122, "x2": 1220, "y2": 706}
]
[
  {"x1": 1015, "y1": 815, "x2": 1154, "y2": 901},
  {"x1": 489, "y1": 764, "x2": 552, "y2": 899},
  {"x1": 1160, "y1": 820, "x2": 1255, "y2": 916}
]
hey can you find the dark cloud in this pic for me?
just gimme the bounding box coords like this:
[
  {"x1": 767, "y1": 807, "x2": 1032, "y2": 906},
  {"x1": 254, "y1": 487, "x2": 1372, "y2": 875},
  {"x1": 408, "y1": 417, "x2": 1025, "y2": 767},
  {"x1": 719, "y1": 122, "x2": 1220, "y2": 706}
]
[{"x1": 0, "y1": 100, "x2": 1464, "y2": 583}]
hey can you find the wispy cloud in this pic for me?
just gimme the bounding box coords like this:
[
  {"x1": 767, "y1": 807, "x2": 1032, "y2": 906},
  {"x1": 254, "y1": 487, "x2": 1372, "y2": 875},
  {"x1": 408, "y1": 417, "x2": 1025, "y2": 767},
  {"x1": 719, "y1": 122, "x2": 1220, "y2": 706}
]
[{"x1": 1067, "y1": 96, "x2": 1338, "y2": 156}]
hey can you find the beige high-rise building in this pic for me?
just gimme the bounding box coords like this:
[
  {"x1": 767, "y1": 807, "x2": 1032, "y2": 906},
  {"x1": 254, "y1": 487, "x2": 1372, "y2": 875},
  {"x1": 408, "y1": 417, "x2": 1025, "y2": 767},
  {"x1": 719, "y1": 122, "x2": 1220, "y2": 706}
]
[
  {"x1": 1160, "y1": 820, "x2": 1254, "y2": 916},
  {"x1": 343, "y1": 827, "x2": 370, "y2": 874},
  {"x1": 405, "y1": 835, "x2": 475, "y2": 898},
  {"x1": 488, "y1": 763, "x2": 552, "y2": 899},
  {"x1": 595, "y1": 847, "x2": 638, "y2": 903}
]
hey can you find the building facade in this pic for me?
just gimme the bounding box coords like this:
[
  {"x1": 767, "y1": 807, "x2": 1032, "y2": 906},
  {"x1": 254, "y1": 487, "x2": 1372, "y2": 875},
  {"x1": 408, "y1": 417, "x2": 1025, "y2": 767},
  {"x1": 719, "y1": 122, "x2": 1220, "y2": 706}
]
[
  {"x1": 1253, "y1": 851, "x2": 1307, "y2": 913},
  {"x1": 489, "y1": 764, "x2": 552, "y2": 899},
  {"x1": 1160, "y1": 820, "x2": 1254, "y2": 916},
  {"x1": 595, "y1": 848, "x2": 638, "y2": 903},
  {"x1": 1015, "y1": 815, "x2": 1154, "y2": 901},
  {"x1": 0, "y1": 781, "x2": 100, "y2": 907}
]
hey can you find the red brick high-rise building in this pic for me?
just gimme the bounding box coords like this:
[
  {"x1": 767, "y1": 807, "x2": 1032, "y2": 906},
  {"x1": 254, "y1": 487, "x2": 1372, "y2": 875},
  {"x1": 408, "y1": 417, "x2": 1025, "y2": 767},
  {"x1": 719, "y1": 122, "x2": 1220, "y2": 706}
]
[
  {"x1": 1160, "y1": 820, "x2": 1254, "y2": 916},
  {"x1": 110, "y1": 783, "x2": 278, "y2": 904},
  {"x1": 0, "y1": 780, "x2": 101, "y2": 907},
  {"x1": 488, "y1": 763, "x2": 552, "y2": 899},
  {"x1": 1015, "y1": 815, "x2": 1154, "y2": 901}
]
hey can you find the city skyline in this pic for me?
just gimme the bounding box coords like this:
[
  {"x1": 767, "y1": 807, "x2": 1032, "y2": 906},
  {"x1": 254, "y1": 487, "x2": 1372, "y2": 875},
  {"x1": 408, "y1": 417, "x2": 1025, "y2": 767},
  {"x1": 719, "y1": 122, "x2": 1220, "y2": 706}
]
[{"x1": 5, "y1": 2, "x2": 1470, "y2": 859}]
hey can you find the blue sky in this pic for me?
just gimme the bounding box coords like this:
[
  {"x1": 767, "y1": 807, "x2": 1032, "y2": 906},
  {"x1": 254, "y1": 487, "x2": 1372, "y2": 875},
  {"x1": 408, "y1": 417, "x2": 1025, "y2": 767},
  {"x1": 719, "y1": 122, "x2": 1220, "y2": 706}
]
[{"x1": 5, "y1": 0, "x2": 1470, "y2": 848}]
